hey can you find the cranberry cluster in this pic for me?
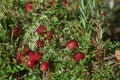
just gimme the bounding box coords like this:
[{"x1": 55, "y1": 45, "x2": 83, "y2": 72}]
[
  {"x1": 67, "y1": 40, "x2": 84, "y2": 62},
  {"x1": 16, "y1": 25, "x2": 53, "y2": 71},
  {"x1": 17, "y1": 44, "x2": 49, "y2": 71},
  {"x1": 13, "y1": 1, "x2": 84, "y2": 72}
]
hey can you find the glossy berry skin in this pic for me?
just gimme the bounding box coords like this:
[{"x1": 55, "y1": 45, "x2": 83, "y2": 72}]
[
  {"x1": 40, "y1": 61, "x2": 49, "y2": 71},
  {"x1": 36, "y1": 40, "x2": 43, "y2": 47},
  {"x1": 13, "y1": 27, "x2": 21, "y2": 37},
  {"x1": 28, "y1": 51, "x2": 41, "y2": 61},
  {"x1": 17, "y1": 52, "x2": 24, "y2": 63},
  {"x1": 33, "y1": 51, "x2": 41, "y2": 61},
  {"x1": 26, "y1": 58, "x2": 35, "y2": 68},
  {"x1": 36, "y1": 26, "x2": 46, "y2": 35},
  {"x1": 25, "y1": 1, "x2": 32, "y2": 12},
  {"x1": 67, "y1": 39, "x2": 77, "y2": 50},
  {"x1": 73, "y1": 52, "x2": 84, "y2": 62},
  {"x1": 28, "y1": 52, "x2": 34, "y2": 59}
]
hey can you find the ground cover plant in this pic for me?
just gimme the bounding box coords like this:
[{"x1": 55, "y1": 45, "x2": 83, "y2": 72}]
[{"x1": 0, "y1": 0, "x2": 120, "y2": 80}]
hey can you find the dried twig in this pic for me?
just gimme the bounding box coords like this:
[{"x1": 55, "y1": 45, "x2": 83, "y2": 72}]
[{"x1": 104, "y1": 55, "x2": 115, "y2": 60}]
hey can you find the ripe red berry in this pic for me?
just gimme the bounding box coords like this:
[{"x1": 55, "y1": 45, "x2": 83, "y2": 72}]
[
  {"x1": 36, "y1": 40, "x2": 43, "y2": 47},
  {"x1": 48, "y1": 0, "x2": 54, "y2": 5},
  {"x1": 47, "y1": 30, "x2": 54, "y2": 39},
  {"x1": 13, "y1": 27, "x2": 21, "y2": 37},
  {"x1": 61, "y1": 0, "x2": 68, "y2": 6},
  {"x1": 40, "y1": 61, "x2": 49, "y2": 71},
  {"x1": 36, "y1": 26, "x2": 46, "y2": 35},
  {"x1": 17, "y1": 52, "x2": 24, "y2": 63},
  {"x1": 44, "y1": 30, "x2": 54, "y2": 40},
  {"x1": 25, "y1": 1, "x2": 32, "y2": 12},
  {"x1": 73, "y1": 52, "x2": 84, "y2": 62},
  {"x1": 33, "y1": 51, "x2": 41, "y2": 61},
  {"x1": 28, "y1": 51, "x2": 41, "y2": 61},
  {"x1": 26, "y1": 58, "x2": 35, "y2": 68},
  {"x1": 23, "y1": 44, "x2": 30, "y2": 55},
  {"x1": 67, "y1": 39, "x2": 77, "y2": 50},
  {"x1": 28, "y1": 52, "x2": 34, "y2": 59}
]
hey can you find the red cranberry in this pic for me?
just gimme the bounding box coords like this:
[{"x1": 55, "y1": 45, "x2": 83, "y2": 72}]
[
  {"x1": 28, "y1": 51, "x2": 41, "y2": 61},
  {"x1": 44, "y1": 30, "x2": 54, "y2": 40},
  {"x1": 67, "y1": 39, "x2": 77, "y2": 50},
  {"x1": 73, "y1": 52, "x2": 84, "y2": 62},
  {"x1": 36, "y1": 26, "x2": 46, "y2": 35},
  {"x1": 28, "y1": 52, "x2": 34, "y2": 60},
  {"x1": 33, "y1": 51, "x2": 41, "y2": 61},
  {"x1": 23, "y1": 44, "x2": 30, "y2": 55},
  {"x1": 25, "y1": 1, "x2": 32, "y2": 12},
  {"x1": 13, "y1": 27, "x2": 21, "y2": 37},
  {"x1": 47, "y1": 30, "x2": 54, "y2": 39},
  {"x1": 40, "y1": 61, "x2": 49, "y2": 71},
  {"x1": 36, "y1": 40, "x2": 43, "y2": 47},
  {"x1": 26, "y1": 58, "x2": 35, "y2": 68},
  {"x1": 17, "y1": 52, "x2": 24, "y2": 63},
  {"x1": 48, "y1": 0, "x2": 54, "y2": 5},
  {"x1": 61, "y1": 0, "x2": 68, "y2": 6}
]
